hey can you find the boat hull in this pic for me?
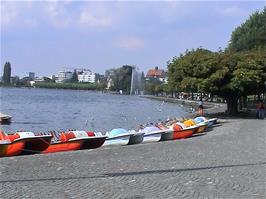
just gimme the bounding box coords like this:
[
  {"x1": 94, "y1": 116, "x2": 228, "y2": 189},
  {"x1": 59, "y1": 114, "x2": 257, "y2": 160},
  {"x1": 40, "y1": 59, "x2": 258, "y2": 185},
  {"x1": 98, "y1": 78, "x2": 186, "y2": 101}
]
[
  {"x1": 143, "y1": 132, "x2": 162, "y2": 143},
  {"x1": 173, "y1": 129, "x2": 194, "y2": 140},
  {"x1": 0, "y1": 115, "x2": 12, "y2": 125},
  {"x1": 160, "y1": 131, "x2": 173, "y2": 141},
  {"x1": 103, "y1": 135, "x2": 130, "y2": 146},
  {"x1": 194, "y1": 125, "x2": 207, "y2": 134},
  {"x1": 20, "y1": 136, "x2": 52, "y2": 155},
  {"x1": 80, "y1": 137, "x2": 106, "y2": 149},
  {"x1": 42, "y1": 140, "x2": 84, "y2": 154},
  {"x1": 0, "y1": 144, "x2": 8, "y2": 157},
  {"x1": 0, "y1": 140, "x2": 25, "y2": 157},
  {"x1": 128, "y1": 133, "x2": 144, "y2": 145}
]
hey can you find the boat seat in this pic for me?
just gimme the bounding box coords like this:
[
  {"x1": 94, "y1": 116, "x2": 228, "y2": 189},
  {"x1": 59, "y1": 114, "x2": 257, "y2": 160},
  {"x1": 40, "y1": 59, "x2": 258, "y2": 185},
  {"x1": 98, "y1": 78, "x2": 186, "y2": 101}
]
[
  {"x1": 87, "y1": 131, "x2": 95, "y2": 137},
  {"x1": 8, "y1": 134, "x2": 20, "y2": 142}
]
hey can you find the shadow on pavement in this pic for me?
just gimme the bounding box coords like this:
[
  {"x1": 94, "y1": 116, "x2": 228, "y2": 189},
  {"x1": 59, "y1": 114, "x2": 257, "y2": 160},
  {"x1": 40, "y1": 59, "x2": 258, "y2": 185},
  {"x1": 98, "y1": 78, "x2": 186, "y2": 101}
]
[{"x1": 1, "y1": 162, "x2": 265, "y2": 184}]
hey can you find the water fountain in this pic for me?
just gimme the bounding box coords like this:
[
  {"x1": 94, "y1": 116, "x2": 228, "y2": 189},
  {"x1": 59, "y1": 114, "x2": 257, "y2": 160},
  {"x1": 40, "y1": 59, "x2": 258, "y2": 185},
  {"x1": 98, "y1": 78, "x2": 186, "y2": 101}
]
[{"x1": 130, "y1": 66, "x2": 144, "y2": 95}]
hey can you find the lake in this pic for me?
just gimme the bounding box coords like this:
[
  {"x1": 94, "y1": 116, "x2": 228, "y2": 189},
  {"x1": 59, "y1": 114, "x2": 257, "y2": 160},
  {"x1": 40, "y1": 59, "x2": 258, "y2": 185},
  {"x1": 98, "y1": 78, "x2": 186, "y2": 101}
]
[{"x1": 0, "y1": 87, "x2": 189, "y2": 133}]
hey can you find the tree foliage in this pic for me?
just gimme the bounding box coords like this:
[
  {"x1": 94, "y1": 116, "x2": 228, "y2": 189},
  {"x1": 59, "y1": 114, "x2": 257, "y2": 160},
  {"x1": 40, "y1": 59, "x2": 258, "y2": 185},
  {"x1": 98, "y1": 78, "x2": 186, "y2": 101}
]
[
  {"x1": 229, "y1": 7, "x2": 266, "y2": 51},
  {"x1": 3, "y1": 62, "x2": 11, "y2": 86},
  {"x1": 167, "y1": 48, "x2": 266, "y2": 115},
  {"x1": 71, "y1": 69, "x2": 78, "y2": 83},
  {"x1": 167, "y1": 7, "x2": 266, "y2": 115},
  {"x1": 106, "y1": 65, "x2": 133, "y2": 93}
]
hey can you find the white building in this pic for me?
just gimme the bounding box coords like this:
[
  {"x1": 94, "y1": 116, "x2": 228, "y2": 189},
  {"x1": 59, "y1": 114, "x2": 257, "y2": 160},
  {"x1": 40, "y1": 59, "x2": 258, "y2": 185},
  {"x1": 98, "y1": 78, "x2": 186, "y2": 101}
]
[
  {"x1": 56, "y1": 71, "x2": 73, "y2": 83},
  {"x1": 78, "y1": 70, "x2": 96, "y2": 83}
]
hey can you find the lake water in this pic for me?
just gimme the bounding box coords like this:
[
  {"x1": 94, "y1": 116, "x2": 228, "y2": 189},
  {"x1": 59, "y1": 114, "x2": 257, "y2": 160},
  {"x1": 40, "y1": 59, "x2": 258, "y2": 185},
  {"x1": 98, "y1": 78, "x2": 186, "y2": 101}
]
[{"x1": 0, "y1": 88, "x2": 189, "y2": 133}]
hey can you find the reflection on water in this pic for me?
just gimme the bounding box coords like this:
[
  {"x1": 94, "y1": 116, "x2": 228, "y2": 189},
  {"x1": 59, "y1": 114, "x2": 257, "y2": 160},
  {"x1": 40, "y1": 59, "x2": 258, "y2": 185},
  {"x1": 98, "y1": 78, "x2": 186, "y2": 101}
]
[{"x1": 0, "y1": 88, "x2": 189, "y2": 133}]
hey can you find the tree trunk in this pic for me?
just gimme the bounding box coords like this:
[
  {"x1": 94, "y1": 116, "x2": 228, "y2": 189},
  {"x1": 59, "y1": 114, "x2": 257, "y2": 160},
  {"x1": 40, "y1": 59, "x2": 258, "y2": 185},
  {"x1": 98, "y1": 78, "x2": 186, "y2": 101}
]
[
  {"x1": 243, "y1": 95, "x2": 247, "y2": 108},
  {"x1": 239, "y1": 97, "x2": 243, "y2": 110},
  {"x1": 226, "y1": 97, "x2": 238, "y2": 115}
]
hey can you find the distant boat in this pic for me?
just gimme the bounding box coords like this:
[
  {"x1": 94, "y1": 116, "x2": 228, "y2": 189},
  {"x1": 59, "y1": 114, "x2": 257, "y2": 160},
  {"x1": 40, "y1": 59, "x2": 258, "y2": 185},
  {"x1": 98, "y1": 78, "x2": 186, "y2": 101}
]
[{"x1": 0, "y1": 113, "x2": 12, "y2": 125}]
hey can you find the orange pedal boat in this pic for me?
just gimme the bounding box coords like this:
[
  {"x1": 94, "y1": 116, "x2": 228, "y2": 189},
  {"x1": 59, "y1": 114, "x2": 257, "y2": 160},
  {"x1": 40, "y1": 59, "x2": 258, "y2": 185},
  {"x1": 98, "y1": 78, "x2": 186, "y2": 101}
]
[
  {"x1": 0, "y1": 132, "x2": 25, "y2": 157},
  {"x1": 172, "y1": 123, "x2": 197, "y2": 139},
  {"x1": 0, "y1": 131, "x2": 52, "y2": 157}
]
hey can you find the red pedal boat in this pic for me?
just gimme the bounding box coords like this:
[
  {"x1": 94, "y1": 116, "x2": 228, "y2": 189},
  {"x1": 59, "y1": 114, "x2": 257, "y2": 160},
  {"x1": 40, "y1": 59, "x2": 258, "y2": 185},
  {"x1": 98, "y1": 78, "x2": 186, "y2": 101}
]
[
  {"x1": 0, "y1": 132, "x2": 25, "y2": 157},
  {"x1": 70, "y1": 131, "x2": 107, "y2": 150},
  {"x1": 42, "y1": 130, "x2": 106, "y2": 154},
  {"x1": 0, "y1": 131, "x2": 52, "y2": 157}
]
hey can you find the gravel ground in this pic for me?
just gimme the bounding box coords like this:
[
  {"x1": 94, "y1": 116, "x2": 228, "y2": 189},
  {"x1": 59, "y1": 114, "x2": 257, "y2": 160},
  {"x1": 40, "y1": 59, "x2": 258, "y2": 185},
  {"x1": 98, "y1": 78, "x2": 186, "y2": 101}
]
[{"x1": 0, "y1": 116, "x2": 265, "y2": 199}]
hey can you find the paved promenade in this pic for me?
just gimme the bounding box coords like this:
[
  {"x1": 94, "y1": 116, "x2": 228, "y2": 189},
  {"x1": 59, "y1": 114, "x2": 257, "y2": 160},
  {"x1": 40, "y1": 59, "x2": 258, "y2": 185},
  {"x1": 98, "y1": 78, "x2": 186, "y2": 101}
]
[{"x1": 0, "y1": 118, "x2": 265, "y2": 199}]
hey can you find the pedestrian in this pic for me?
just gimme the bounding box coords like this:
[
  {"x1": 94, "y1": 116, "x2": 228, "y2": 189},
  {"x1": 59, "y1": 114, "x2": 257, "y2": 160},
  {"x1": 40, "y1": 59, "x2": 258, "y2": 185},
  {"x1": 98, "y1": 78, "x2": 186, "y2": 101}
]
[
  {"x1": 197, "y1": 100, "x2": 204, "y2": 116},
  {"x1": 258, "y1": 100, "x2": 265, "y2": 119},
  {"x1": 255, "y1": 100, "x2": 260, "y2": 119}
]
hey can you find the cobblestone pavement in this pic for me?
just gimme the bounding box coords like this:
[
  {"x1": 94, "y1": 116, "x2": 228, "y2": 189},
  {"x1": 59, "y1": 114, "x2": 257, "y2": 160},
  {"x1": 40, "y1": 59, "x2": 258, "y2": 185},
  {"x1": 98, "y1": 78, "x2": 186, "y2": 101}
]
[{"x1": 0, "y1": 118, "x2": 265, "y2": 199}]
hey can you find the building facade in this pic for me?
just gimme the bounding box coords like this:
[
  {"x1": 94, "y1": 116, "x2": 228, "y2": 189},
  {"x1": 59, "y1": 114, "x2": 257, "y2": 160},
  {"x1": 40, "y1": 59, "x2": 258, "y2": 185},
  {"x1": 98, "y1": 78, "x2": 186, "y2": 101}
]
[
  {"x1": 146, "y1": 66, "x2": 167, "y2": 83},
  {"x1": 56, "y1": 71, "x2": 73, "y2": 83},
  {"x1": 78, "y1": 70, "x2": 96, "y2": 83}
]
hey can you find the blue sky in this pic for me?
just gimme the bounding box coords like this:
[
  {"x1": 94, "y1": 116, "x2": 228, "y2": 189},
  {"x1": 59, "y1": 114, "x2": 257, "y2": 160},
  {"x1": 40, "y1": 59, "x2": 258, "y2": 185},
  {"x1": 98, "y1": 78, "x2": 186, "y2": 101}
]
[{"x1": 1, "y1": 1, "x2": 265, "y2": 77}]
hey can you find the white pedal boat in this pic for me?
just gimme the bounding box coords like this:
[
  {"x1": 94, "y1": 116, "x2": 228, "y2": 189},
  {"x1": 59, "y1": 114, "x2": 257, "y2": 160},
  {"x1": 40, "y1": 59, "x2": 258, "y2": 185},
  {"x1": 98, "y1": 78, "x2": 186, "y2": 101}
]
[
  {"x1": 103, "y1": 128, "x2": 132, "y2": 146},
  {"x1": 194, "y1": 116, "x2": 218, "y2": 128},
  {"x1": 127, "y1": 130, "x2": 144, "y2": 145},
  {"x1": 140, "y1": 126, "x2": 163, "y2": 143}
]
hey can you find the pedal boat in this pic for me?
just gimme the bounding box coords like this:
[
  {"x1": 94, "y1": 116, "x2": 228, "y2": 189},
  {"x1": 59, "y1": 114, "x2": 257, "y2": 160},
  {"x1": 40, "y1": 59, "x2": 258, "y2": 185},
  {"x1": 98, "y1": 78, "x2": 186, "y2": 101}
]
[
  {"x1": 0, "y1": 131, "x2": 52, "y2": 157},
  {"x1": 194, "y1": 116, "x2": 218, "y2": 128},
  {"x1": 42, "y1": 132, "x2": 84, "y2": 154},
  {"x1": 0, "y1": 113, "x2": 12, "y2": 125},
  {"x1": 170, "y1": 122, "x2": 197, "y2": 139},
  {"x1": 155, "y1": 123, "x2": 174, "y2": 141},
  {"x1": 183, "y1": 119, "x2": 207, "y2": 135},
  {"x1": 0, "y1": 131, "x2": 25, "y2": 157},
  {"x1": 140, "y1": 126, "x2": 163, "y2": 143},
  {"x1": 103, "y1": 128, "x2": 132, "y2": 146},
  {"x1": 67, "y1": 130, "x2": 107, "y2": 150},
  {"x1": 127, "y1": 130, "x2": 145, "y2": 145}
]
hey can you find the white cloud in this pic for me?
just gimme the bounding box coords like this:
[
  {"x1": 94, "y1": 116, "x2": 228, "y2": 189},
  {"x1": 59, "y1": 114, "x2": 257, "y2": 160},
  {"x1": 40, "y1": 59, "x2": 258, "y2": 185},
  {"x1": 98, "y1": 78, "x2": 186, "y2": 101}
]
[
  {"x1": 0, "y1": 2, "x2": 19, "y2": 26},
  {"x1": 79, "y1": 11, "x2": 112, "y2": 27},
  {"x1": 44, "y1": 1, "x2": 73, "y2": 28},
  {"x1": 117, "y1": 37, "x2": 145, "y2": 50},
  {"x1": 78, "y1": 3, "x2": 114, "y2": 28}
]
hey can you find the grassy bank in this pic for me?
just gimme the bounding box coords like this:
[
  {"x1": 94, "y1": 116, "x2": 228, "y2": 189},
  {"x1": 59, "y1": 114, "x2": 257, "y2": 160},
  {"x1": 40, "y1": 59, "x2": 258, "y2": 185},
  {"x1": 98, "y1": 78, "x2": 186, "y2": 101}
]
[{"x1": 34, "y1": 82, "x2": 105, "y2": 90}]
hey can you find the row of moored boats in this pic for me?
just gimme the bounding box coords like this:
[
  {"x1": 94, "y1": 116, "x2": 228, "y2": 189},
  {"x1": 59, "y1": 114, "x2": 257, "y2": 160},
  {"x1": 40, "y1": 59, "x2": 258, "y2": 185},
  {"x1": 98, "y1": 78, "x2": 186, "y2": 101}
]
[{"x1": 0, "y1": 116, "x2": 218, "y2": 158}]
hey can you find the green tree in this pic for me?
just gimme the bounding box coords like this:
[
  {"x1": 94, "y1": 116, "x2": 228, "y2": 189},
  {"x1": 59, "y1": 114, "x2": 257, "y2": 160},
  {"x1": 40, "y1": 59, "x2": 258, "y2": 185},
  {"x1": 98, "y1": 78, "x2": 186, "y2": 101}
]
[
  {"x1": 228, "y1": 7, "x2": 266, "y2": 51},
  {"x1": 71, "y1": 69, "x2": 78, "y2": 83},
  {"x1": 3, "y1": 62, "x2": 11, "y2": 86},
  {"x1": 107, "y1": 65, "x2": 133, "y2": 93},
  {"x1": 168, "y1": 48, "x2": 266, "y2": 115}
]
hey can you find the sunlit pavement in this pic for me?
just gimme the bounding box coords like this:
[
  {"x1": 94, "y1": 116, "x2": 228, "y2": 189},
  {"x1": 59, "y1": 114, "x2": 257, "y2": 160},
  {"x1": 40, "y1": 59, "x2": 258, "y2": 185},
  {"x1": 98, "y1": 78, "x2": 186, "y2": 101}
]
[{"x1": 0, "y1": 118, "x2": 265, "y2": 199}]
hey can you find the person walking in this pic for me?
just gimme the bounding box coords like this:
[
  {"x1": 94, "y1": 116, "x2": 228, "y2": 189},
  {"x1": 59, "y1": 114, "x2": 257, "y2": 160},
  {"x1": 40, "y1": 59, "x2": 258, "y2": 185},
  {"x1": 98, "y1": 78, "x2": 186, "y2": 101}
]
[
  {"x1": 197, "y1": 100, "x2": 204, "y2": 116},
  {"x1": 258, "y1": 100, "x2": 265, "y2": 119}
]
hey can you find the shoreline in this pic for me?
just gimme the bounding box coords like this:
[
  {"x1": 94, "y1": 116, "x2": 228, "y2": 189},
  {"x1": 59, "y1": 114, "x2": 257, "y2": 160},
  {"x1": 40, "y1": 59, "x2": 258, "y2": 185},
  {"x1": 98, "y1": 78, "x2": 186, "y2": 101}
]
[{"x1": 140, "y1": 95, "x2": 227, "y2": 116}]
